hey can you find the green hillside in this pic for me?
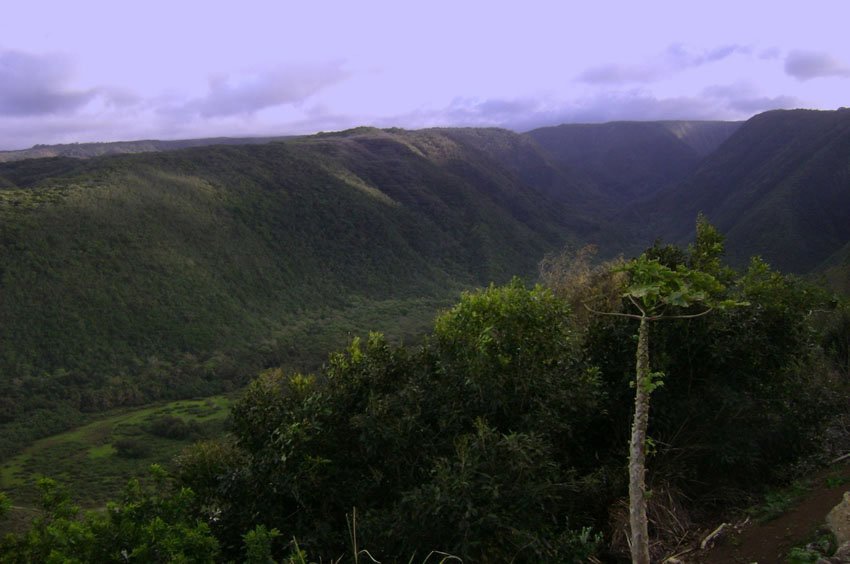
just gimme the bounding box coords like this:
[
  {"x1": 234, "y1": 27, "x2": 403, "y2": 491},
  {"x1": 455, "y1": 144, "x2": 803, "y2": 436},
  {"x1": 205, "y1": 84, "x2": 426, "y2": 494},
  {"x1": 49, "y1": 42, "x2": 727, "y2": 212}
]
[
  {"x1": 3, "y1": 114, "x2": 850, "y2": 561},
  {"x1": 3, "y1": 111, "x2": 850, "y2": 459},
  {"x1": 0, "y1": 127, "x2": 581, "y2": 457},
  {"x1": 819, "y1": 241, "x2": 850, "y2": 294},
  {"x1": 643, "y1": 109, "x2": 850, "y2": 272}
]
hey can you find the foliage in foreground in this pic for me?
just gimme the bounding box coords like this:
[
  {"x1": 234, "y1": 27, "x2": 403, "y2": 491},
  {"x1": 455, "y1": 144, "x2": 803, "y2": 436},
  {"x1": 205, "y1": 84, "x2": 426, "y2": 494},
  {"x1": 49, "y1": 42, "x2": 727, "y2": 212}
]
[
  {"x1": 175, "y1": 231, "x2": 839, "y2": 561},
  {"x1": 0, "y1": 468, "x2": 219, "y2": 563},
  {"x1": 3, "y1": 224, "x2": 845, "y2": 562},
  {"x1": 175, "y1": 280, "x2": 604, "y2": 562}
]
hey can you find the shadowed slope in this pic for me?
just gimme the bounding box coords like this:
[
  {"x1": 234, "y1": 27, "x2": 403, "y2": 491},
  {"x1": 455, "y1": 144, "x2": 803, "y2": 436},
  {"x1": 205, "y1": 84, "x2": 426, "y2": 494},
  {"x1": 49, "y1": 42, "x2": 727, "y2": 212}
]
[{"x1": 644, "y1": 109, "x2": 850, "y2": 272}]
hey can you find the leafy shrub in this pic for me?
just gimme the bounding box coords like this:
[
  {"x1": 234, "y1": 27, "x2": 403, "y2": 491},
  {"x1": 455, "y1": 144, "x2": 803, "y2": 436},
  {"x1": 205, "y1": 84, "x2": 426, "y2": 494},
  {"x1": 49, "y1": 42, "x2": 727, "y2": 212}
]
[
  {"x1": 147, "y1": 415, "x2": 203, "y2": 440},
  {"x1": 179, "y1": 281, "x2": 604, "y2": 562},
  {"x1": 583, "y1": 251, "x2": 840, "y2": 502},
  {"x1": 0, "y1": 468, "x2": 219, "y2": 563},
  {"x1": 113, "y1": 438, "x2": 151, "y2": 459}
]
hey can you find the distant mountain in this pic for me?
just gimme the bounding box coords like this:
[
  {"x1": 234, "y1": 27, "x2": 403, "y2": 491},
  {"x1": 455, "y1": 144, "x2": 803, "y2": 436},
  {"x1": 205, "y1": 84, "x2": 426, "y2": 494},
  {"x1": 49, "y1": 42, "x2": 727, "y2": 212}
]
[
  {"x1": 642, "y1": 109, "x2": 850, "y2": 272},
  {"x1": 4, "y1": 110, "x2": 848, "y2": 278},
  {"x1": 527, "y1": 120, "x2": 741, "y2": 202},
  {"x1": 0, "y1": 136, "x2": 293, "y2": 163}
]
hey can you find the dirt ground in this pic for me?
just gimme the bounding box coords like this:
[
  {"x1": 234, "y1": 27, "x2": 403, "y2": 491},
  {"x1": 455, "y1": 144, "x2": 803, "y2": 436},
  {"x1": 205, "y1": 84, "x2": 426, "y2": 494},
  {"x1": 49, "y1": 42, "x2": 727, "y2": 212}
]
[{"x1": 690, "y1": 462, "x2": 850, "y2": 563}]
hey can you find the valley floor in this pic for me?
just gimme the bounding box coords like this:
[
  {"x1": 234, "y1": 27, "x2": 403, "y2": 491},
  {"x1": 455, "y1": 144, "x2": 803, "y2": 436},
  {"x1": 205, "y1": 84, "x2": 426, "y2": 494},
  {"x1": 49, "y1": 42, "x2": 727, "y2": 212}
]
[{"x1": 0, "y1": 395, "x2": 231, "y2": 533}]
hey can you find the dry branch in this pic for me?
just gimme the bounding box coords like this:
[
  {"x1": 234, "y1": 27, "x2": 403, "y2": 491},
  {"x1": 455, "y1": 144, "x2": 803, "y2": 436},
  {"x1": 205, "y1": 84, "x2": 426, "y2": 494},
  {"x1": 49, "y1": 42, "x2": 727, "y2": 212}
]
[{"x1": 700, "y1": 522, "x2": 729, "y2": 550}]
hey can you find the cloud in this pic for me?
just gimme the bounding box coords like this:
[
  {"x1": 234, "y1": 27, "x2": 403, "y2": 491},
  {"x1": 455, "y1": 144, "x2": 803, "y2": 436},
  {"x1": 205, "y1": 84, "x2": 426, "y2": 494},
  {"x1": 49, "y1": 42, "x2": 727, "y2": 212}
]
[
  {"x1": 578, "y1": 43, "x2": 751, "y2": 85},
  {"x1": 176, "y1": 62, "x2": 348, "y2": 118},
  {"x1": 541, "y1": 92, "x2": 727, "y2": 125},
  {"x1": 99, "y1": 87, "x2": 143, "y2": 108},
  {"x1": 758, "y1": 47, "x2": 782, "y2": 60},
  {"x1": 702, "y1": 82, "x2": 800, "y2": 113},
  {"x1": 443, "y1": 98, "x2": 542, "y2": 125},
  {"x1": 784, "y1": 50, "x2": 850, "y2": 80},
  {"x1": 0, "y1": 50, "x2": 97, "y2": 116},
  {"x1": 577, "y1": 63, "x2": 666, "y2": 85}
]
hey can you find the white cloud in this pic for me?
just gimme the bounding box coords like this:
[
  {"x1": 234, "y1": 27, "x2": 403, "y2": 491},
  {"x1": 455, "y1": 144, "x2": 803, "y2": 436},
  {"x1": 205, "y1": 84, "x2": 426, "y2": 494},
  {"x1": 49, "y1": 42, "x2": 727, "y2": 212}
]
[
  {"x1": 577, "y1": 44, "x2": 751, "y2": 85},
  {"x1": 174, "y1": 63, "x2": 349, "y2": 118}
]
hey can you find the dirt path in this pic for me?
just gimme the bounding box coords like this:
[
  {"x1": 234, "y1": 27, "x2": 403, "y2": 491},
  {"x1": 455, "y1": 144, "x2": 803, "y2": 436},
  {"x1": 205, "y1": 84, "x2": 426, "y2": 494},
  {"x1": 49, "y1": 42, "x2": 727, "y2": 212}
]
[{"x1": 695, "y1": 462, "x2": 850, "y2": 563}]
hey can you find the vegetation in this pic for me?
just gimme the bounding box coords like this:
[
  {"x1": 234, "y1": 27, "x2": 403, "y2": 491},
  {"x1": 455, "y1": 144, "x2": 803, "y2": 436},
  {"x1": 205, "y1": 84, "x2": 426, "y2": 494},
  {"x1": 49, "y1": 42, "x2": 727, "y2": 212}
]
[
  {"x1": 0, "y1": 128, "x2": 585, "y2": 459},
  {"x1": 642, "y1": 109, "x2": 850, "y2": 272},
  {"x1": 172, "y1": 280, "x2": 603, "y2": 561},
  {"x1": 2, "y1": 110, "x2": 850, "y2": 561},
  {"x1": 528, "y1": 120, "x2": 740, "y2": 201},
  {"x1": 3, "y1": 111, "x2": 849, "y2": 464},
  {"x1": 0, "y1": 468, "x2": 221, "y2": 563},
  {"x1": 0, "y1": 396, "x2": 230, "y2": 528},
  {"x1": 584, "y1": 219, "x2": 735, "y2": 564},
  {"x1": 5, "y1": 219, "x2": 839, "y2": 561},
  {"x1": 0, "y1": 136, "x2": 294, "y2": 163}
]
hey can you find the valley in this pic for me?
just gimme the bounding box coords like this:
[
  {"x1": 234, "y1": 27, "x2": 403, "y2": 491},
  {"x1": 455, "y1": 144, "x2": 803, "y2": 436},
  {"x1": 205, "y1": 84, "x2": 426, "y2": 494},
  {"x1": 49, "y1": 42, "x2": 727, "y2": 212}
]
[{"x1": 1, "y1": 108, "x2": 849, "y2": 561}]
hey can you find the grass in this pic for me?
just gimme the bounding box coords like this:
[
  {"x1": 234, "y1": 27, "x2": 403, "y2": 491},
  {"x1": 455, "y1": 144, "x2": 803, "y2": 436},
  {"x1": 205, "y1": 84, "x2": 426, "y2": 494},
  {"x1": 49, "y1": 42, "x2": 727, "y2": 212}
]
[
  {"x1": 88, "y1": 444, "x2": 115, "y2": 459},
  {"x1": 0, "y1": 395, "x2": 231, "y2": 511},
  {"x1": 825, "y1": 470, "x2": 850, "y2": 489},
  {"x1": 748, "y1": 479, "x2": 813, "y2": 523},
  {"x1": 786, "y1": 530, "x2": 837, "y2": 563}
]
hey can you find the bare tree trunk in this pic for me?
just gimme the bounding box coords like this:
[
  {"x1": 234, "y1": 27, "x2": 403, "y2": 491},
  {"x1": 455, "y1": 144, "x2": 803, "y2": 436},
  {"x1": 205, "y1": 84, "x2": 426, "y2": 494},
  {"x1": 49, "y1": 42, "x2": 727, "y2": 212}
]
[{"x1": 628, "y1": 316, "x2": 651, "y2": 564}]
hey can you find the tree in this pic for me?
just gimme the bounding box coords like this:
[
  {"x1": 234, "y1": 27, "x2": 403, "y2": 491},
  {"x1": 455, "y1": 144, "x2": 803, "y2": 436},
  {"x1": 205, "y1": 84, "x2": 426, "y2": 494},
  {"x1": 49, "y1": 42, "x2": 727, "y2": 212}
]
[
  {"x1": 181, "y1": 281, "x2": 605, "y2": 562},
  {"x1": 0, "y1": 467, "x2": 220, "y2": 563},
  {"x1": 587, "y1": 253, "x2": 730, "y2": 564}
]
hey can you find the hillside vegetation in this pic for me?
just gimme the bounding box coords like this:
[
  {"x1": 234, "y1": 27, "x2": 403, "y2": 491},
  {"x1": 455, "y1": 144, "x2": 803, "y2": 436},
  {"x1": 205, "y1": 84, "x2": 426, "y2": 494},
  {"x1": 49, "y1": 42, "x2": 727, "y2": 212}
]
[
  {"x1": 527, "y1": 120, "x2": 741, "y2": 202},
  {"x1": 0, "y1": 127, "x2": 582, "y2": 458},
  {"x1": 2, "y1": 227, "x2": 847, "y2": 562},
  {"x1": 642, "y1": 109, "x2": 850, "y2": 272},
  {"x1": 2, "y1": 108, "x2": 850, "y2": 560},
  {"x1": 4, "y1": 110, "x2": 850, "y2": 460}
]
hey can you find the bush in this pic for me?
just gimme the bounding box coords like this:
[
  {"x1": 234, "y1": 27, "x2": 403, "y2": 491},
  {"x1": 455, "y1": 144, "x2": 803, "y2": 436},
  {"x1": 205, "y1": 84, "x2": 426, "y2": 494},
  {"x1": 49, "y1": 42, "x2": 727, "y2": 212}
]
[
  {"x1": 147, "y1": 415, "x2": 203, "y2": 440},
  {"x1": 114, "y1": 438, "x2": 151, "y2": 459},
  {"x1": 0, "y1": 468, "x2": 220, "y2": 562},
  {"x1": 582, "y1": 253, "x2": 841, "y2": 502},
  {"x1": 179, "y1": 281, "x2": 605, "y2": 562}
]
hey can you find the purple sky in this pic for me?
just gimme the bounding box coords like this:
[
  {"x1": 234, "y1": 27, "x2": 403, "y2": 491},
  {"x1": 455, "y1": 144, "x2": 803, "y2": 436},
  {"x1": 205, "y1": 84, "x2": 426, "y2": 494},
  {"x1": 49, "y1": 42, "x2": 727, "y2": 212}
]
[{"x1": 1, "y1": 0, "x2": 848, "y2": 150}]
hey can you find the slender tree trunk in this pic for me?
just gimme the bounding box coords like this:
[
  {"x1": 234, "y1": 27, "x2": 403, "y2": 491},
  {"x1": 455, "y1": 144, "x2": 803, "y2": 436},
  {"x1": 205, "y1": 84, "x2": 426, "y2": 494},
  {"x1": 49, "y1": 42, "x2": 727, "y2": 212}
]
[{"x1": 628, "y1": 316, "x2": 651, "y2": 564}]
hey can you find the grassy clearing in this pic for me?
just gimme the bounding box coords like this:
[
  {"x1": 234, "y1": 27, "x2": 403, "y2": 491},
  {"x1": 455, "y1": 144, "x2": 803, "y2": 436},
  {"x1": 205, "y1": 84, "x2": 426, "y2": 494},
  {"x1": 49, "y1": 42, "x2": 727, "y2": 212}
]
[{"x1": 0, "y1": 395, "x2": 231, "y2": 510}]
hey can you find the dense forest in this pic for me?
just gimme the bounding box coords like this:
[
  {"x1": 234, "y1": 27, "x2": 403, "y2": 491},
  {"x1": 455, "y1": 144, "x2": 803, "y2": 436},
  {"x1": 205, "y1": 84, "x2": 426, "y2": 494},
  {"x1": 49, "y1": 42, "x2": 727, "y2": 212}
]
[
  {"x1": 2, "y1": 222, "x2": 848, "y2": 561},
  {"x1": 1, "y1": 108, "x2": 850, "y2": 561},
  {"x1": 0, "y1": 128, "x2": 582, "y2": 459}
]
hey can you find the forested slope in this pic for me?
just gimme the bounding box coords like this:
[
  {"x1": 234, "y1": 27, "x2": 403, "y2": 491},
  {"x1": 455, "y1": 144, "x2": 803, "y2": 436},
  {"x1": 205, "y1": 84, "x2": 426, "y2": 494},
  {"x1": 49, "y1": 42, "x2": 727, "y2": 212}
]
[
  {"x1": 642, "y1": 109, "x2": 850, "y2": 272},
  {"x1": 0, "y1": 127, "x2": 582, "y2": 456},
  {"x1": 3, "y1": 110, "x2": 850, "y2": 458}
]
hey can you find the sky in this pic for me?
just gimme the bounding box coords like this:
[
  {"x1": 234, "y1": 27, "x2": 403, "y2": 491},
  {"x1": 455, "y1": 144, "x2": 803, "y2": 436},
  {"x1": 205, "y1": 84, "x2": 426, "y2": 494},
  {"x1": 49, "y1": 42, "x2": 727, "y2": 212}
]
[{"x1": 1, "y1": 0, "x2": 848, "y2": 150}]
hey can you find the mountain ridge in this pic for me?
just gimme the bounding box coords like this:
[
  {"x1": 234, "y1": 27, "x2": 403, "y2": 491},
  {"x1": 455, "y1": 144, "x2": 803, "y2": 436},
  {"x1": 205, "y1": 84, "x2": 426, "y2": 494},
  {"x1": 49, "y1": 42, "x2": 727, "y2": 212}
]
[
  {"x1": 640, "y1": 109, "x2": 850, "y2": 272},
  {"x1": 0, "y1": 135, "x2": 295, "y2": 163}
]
